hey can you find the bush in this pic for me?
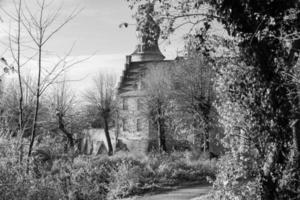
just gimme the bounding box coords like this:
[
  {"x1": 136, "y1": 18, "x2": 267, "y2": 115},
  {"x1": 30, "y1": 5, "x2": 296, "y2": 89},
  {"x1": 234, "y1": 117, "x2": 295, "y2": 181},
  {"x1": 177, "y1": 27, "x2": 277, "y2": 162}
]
[
  {"x1": 106, "y1": 151, "x2": 217, "y2": 199},
  {"x1": 0, "y1": 146, "x2": 217, "y2": 200},
  {"x1": 208, "y1": 153, "x2": 261, "y2": 200},
  {"x1": 0, "y1": 163, "x2": 29, "y2": 200},
  {"x1": 107, "y1": 159, "x2": 145, "y2": 199}
]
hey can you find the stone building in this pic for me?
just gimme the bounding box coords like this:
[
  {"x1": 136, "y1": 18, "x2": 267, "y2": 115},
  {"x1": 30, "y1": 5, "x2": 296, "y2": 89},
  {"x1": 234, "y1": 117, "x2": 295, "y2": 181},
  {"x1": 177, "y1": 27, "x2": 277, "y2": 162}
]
[
  {"x1": 116, "y1": 3, "x2": 223, "y2": 154},
  {"x1": 116, "y1": 4, "x2": 173, "y2": 153}
]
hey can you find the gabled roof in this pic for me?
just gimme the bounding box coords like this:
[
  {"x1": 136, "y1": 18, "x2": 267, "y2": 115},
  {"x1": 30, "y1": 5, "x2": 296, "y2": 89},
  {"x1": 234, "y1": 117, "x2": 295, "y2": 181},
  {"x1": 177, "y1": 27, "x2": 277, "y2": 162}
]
[{"x1": 117, "y1": 58, "x2": 173, "y2": 94}]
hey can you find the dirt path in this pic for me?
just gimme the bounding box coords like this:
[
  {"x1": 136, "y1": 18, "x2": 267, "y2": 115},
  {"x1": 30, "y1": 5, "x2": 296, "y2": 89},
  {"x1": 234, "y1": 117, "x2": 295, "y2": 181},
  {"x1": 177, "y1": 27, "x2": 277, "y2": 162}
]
[{"x1": 130, "y1": 185, "x2": 211, "y2": 200}]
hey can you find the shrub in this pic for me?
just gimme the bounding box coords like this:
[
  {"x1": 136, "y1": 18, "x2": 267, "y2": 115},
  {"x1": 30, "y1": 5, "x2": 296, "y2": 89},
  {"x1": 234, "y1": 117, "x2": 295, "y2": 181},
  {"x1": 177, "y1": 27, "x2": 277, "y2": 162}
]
[
  {"x1": 106, "y1": 151, "x2": 217, "y2": 199},
  {"x1": 0, "y1": 163, "x2": 29, "y2": 200},
  {"x1": 208, "y1": 153, "x2": 261, "y2": 200},
  {"x1": 107, "y1": 159, "x2": 145, "y2": 199},
  {"x1": 0, "y1": 144, "x2": 217, "y2": 200}
]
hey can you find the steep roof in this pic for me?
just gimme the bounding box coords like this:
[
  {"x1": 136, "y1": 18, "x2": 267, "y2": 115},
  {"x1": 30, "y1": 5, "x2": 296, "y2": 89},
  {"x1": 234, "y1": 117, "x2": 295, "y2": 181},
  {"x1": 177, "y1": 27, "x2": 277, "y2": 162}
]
[
  {"x1": 117, "y1": 3, "x2": 173, "y2": 95},
  {"x1": 117, "y1": 58, "x2": 173, "y2": 95}
]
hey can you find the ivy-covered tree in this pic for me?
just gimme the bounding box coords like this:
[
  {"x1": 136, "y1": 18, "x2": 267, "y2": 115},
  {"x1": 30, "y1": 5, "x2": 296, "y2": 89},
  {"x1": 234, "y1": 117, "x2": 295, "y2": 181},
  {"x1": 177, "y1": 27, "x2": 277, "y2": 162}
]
[
  {"x1": 170, "y1": 50, "x2": 215, "y2": 152},
  {"x1": 127, "y1": 0, "x2": 300, "y2": 199}
]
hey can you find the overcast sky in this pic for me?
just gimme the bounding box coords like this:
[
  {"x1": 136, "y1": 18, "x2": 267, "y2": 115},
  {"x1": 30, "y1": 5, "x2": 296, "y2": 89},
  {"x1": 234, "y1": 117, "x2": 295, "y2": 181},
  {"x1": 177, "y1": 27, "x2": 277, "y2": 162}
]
[
  {"x1": 0, "y1": 0, "x2": 138, "y2": 55},
  {"x1": 0, "y1": 0, "x2": 181, "y2": 94}
]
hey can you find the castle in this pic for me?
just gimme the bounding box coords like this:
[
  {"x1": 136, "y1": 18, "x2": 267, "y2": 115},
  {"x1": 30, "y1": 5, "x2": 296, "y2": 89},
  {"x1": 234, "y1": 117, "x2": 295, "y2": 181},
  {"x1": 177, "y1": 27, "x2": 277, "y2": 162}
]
[
  {"x1": 115, "y1": 4, "x2": 223, "y2": 154},
  {"x1": 116, "y1": 4, "x2": 174, "y2": 153}
]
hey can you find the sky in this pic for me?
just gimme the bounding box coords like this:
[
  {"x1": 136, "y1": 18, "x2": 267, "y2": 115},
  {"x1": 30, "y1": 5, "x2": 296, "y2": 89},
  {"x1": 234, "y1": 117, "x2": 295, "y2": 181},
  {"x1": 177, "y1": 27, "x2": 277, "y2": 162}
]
[
  {"x1": 0, "y1": 0, "x2": 138, "y2": 55},
  {"x1": 0, "y1": 0, "x2": 181, "y2": 93}
]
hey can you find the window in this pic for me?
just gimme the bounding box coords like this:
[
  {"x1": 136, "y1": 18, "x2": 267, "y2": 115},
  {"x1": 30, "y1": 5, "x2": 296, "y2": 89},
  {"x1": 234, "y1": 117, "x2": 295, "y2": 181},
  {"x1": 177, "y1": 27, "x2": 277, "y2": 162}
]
[
  {"x1": 123, "y1": 98, "x2": 129, "y2": 110},
  {"x1": 123, "y1": 119, "x2": 129, "y2": 132},
  {"x1": 137, "y1": 118, "x2": 143, "y2": 132},
  {"x1": 137, "y1": 98, "x2": 143, "y2": 110}
]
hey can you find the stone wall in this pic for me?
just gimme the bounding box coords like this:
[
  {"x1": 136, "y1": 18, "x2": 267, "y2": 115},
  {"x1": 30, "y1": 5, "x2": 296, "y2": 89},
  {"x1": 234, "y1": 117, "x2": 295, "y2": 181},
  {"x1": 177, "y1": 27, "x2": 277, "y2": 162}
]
[
  {"x1": 117, "y1": 61, "x2": 174, "y2": 154},
  {"x1": 116, "y1": 59, "x2": 225, "y2": 155},
  {"x1": 116, "y1": 94, "x2": 150, "y2": 153}
]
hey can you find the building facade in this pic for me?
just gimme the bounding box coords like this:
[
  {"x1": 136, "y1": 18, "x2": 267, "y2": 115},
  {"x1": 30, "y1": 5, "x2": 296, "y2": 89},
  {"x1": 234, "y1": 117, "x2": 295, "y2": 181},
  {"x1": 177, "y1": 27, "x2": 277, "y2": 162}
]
[
  {"x1": 116, "y1": 3, "x2": 223, "y2": 154},
  {"x1": 117, "y1": 59, "x2": 174, "y2": 153},
  {"x1": 116, "y1": 3, "x2": 173, "y2": 153}
]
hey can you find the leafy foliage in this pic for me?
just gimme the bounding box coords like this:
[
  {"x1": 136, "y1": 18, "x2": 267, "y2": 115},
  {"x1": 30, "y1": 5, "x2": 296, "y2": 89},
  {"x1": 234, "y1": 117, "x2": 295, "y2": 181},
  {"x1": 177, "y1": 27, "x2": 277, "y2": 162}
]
[
  {"x1": 0, "y1": 144, "x2": 216, "y2": 200},
  {"x1": 127, "y1": 0, "x2": 300, "y2": 199},
  {"x1": 170, "y1": 52, "x2": 216, "y2": 150}
]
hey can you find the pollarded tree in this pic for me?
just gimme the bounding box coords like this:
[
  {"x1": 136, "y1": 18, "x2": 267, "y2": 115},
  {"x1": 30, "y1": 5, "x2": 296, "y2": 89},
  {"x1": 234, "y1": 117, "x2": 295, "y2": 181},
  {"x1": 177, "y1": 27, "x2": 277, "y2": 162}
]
[
  {"x1": 46, "y1": 80, "x2": 77, "y2": 150},
  {"x1": 84, "y1": 73, "x2": 116, "y2": 156}
]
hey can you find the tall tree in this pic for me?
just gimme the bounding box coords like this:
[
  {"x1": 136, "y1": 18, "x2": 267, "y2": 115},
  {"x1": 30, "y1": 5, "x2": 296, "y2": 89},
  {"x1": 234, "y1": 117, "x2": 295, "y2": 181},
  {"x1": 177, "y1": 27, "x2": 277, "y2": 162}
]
[
  {"x1": 5, "y1": 0, "x2": 26, "y2": 163},
  {"x1": 84, "y1": 73, "x2": 116, "y2": 156},
  {"x1": 143, "y1": 66, "x2": 172, "y2": 152},
  {"x1": 127, "y1": 0, "x2": 300, "y2": 199},
  {"x1": 47, "y1": 80, "x2": 76, "y2": 149},
  {"x1": 19, "y1": 0, "x2": 80, "y2": 158},
  {"x1": 171, "y1": 51, "x2": 215, "y2": 152}
]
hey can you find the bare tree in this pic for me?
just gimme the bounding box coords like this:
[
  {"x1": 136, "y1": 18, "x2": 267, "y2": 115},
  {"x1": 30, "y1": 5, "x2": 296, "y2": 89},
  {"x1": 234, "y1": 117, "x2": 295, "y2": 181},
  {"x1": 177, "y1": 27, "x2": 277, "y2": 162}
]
[
  {"x1": 17, "y1": 0, "x2": 80, "y2": 158},
  {"x1": 47, "y1": 79, "x2": 76, "y2": 149},
  {"x1": 15, "y1": 0, "x2": 23, "y2": 138},
  {"x1": 171, "y1": 53, "x2": 215, "y2": 152},
  {"x1": 143, "y1": 66, "x2": 172, "y2": 152},
  {"x1": 2, "y1": 0, "x2": 89, "y2": 163},
  {"x1": 84, "y1": 73, "x2": 116, "y2": 156},
  {"x1": 0, "y1": 75, "x2": 36, "y2": 148},
  {"x1": 4, "y1": 0, "x2": 27, "y2": 163}
]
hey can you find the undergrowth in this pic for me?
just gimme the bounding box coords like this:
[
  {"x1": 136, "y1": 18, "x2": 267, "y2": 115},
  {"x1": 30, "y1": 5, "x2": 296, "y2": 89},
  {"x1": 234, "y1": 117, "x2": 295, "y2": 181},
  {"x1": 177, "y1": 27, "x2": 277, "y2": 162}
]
[{"x1": 0, "y1": 142, "x2": 217, "y2": 200}]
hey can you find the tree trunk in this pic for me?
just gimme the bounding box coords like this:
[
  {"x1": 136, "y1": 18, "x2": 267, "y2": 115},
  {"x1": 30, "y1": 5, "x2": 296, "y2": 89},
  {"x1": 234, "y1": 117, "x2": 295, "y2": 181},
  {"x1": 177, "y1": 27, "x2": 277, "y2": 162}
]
[
  {"x1": 289, "y1": 39, "x2": 300, "y2": 165},
  {"x1": 292, "y1": 119, "x2": 300, "y2": 192},
  {"x1": 19, "y1": 142, "x2": 24, "y2": 164},
  {"x1": 261, "y1": 143, "x2": 281, "y2": 200},
  {"x1": 205, "y1": 130, "x2": 210, "y2": 153},
  {"x1": 203, "y1": 131, "x2": 207, "y2": 153},
  {"x1": 28, "y1": 91, "x2": 39, "y2": 158},
  {"x1": 28, "y1": 44, "x2": 42, "y2": 158},
  {"x1": 16, "y1": 0, "x2": 24, "y2": 164},
  {"x1": 157, "y1": 118, "x2": 167, "y2": 152},
  {"x1": 292, "y1": 119, "x2": 300, "y2": 160},
  {"x1": 261, "y1": 173, "x2": 277, "y2": 200},
  {"x1": 17, "y1": 0, "x2": 23, "y2": 137},
  {"x1": 285, "y1": 39, "x2": 300, "y2": 196},
  {"x1": 104, "y1": 117, "x2": 113, "y2": 156},
  {"x1": 57, "y1": 113, "x2": 74, "y2": 148},
  {"x1": 156, "y1": 102, "x2": 167, "y2": 152}
]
